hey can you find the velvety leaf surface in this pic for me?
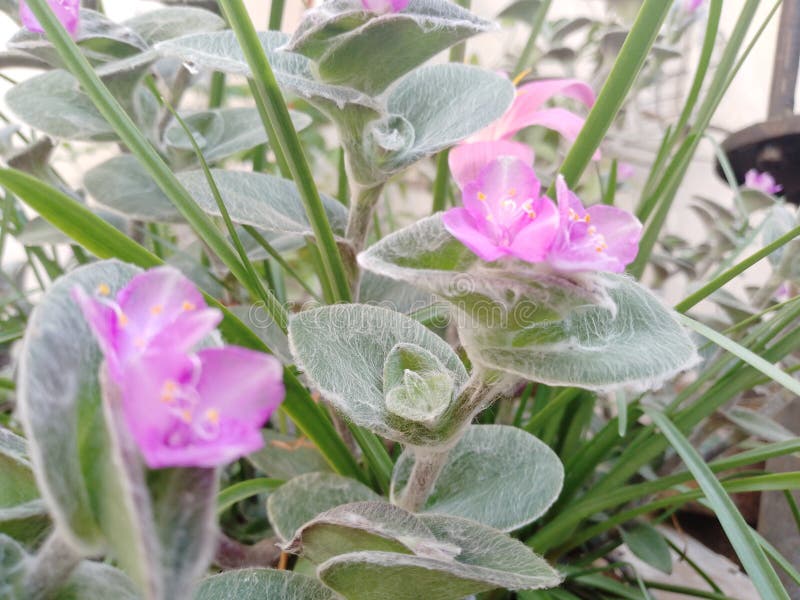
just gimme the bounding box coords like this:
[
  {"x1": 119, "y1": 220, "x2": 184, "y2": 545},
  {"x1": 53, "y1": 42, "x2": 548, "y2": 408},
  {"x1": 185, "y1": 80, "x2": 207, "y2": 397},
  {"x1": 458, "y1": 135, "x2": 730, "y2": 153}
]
[
  {"x1": 360, "y1": 215, "x2": 698, "y2": 392},
  {"x1": 317, "y1": 513, "x2": 561, "y2": 600},
  {"x1": 285, "y1": 0, "x2": 493, "y2": 95},
  {"x1": 288, "y1": 304, "x2": 468, "y2": 444},
  {"x1": 123, "y1": 7, "x2": 225, "y2": 45},
  {"x1": 391, "y1": 425, "x2": 563, "y2": 531},
  {"x1": 194, "y1": 568, "x2": 341, "y2": 600},
  {"x1": 267, "y1": 472, "x2": 380, "y2": 542},
  {"x1": 55, "y1": 561, "x2": 140, "y2": 600},
  {"x1": 84, "y1": 155, "x2": 348, "y2": 236},
  {"x1": 248, "y1": 431, "x2": 333, "y2": 480}
]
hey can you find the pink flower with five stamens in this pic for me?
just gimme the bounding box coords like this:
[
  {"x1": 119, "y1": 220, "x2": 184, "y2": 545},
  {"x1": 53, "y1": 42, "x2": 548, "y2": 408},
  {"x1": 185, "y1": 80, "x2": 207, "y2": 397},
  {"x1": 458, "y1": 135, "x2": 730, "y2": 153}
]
[
  {"x1": 546, "y1": 175, "x2": 642, "y2": 273},
  {"x1": 449, "y1": 78, "x2": 597, "y2": 188},
  {"x1": 442, "y1": 156, "x2": 559, "y2": 263},
  {"x1": 744, "y1": 169, "x2": 783, "y2": 196},
  {"x1": 361, "y1": 0, "x2": 409, "y2": 13},
  {"x1": 20, "y1": 0, "x2": 80, "y2": 37},
  {"x1": 73, "y1": 266, "x2": 285, "y2": 469}
]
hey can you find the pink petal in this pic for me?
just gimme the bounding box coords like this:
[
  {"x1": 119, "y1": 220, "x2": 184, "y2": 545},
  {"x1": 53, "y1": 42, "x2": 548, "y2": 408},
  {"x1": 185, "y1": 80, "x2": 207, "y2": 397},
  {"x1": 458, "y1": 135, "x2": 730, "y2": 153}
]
[
  {"x1": 449, "y1": 141, "x2": 534, "y2": 190},
  {"x1": 116, "y1": 266, "x2": 221, "y2": 359},
  {"x1": 475, "y1": 79, "x2": 596, "y2": 141},
  {"x1": 527, "y1": 108, "x2": 601, "y2": 160},
  {"x1": 71, "y1": 285, "x2": 121, "y2": 378},
  {"x1": 20, "y1": 0, "x2": 80, "y2": 36},
  {"x1": 362, "y1": 0, "x2": 409, "y2": 12},
  {"x1": 467, "y1": 155, "x2": 542, "y2": 217},
  {"x1": 507, "y1": 197, "x2": 560, "y2": 262},
  {"x1": 442, "y1": 208, "x2": 507, "y2": 263}
]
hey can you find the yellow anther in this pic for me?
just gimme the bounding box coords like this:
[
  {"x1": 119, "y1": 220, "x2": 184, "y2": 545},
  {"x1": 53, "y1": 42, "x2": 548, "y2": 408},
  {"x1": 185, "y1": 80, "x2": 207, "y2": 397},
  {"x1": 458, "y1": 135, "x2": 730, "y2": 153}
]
[
  {"x1": 150, "y1": 304, "x2": 164, "y2": 316},
  {"x1": 179, "y1": 410, "x2": 193, "y2": 424},
  {"x1": 205, "y1": 409, "x2": 220, "y2": 425},
  {"x1": 588, "y1": 226, "x2": 597, "y2": 236},
  {"x1": 118, "y1": 312, "x2": 129, "y2": 328},
  {"x1": 512, "y1": 68, "x2": 532, "y2": 87},
  {"x1": 96, "y1": 283, "x2": 111, "y2": 296},
  {"x1": 477, "y1": 192, "x2": 487, "y2": 202},
  {"x1": 507, "y1": 188, "x2": 517, "y2": 198},
  {"x1": 182, "y1": 301, "x2": 196, "y2": 312},
  {"x1": 161, "y1": 380, "x2": 177, "y2": 403},
  {"x1": 584, "y1": 214, "x2": 591, "y2": 223},
  {"x1": 568, "y1": 208, "x2": 579, "y2": 222}
]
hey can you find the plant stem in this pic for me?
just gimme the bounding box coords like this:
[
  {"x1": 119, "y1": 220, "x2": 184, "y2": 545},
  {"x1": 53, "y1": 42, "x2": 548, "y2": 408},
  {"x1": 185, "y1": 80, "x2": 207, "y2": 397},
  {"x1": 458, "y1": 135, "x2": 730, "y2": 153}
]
[
  {"x1": 346, "y1": 183, "x2": 384, "y2": 255},
  {"x1": 431, "y1": 150, "x2": 451, "y2": 214},
  {"x1": 398, "y1": 449, "x2": 450, "y2": 512},
  {"x1": 24, "y1": 531, "x2": 81, "y2": 600},
  {"x1": 208, "y1": 72, "x2": 226, "y2": 109},
  {"x1": 513, "y1": 0, "x2": 552, "y2": 75}
]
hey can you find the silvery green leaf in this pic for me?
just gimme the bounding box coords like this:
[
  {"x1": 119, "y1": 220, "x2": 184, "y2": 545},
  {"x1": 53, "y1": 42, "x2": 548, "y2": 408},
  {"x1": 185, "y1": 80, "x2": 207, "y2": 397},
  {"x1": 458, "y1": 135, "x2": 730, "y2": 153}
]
[
  {"x1": 620, "y1": 523, "x2": 672, "y2": 575},
  {"x1": 762, "y1": 204, "x2": 797, "y2": 267},
  {"x1": 383, "y1": 344, "x2": 455, "y2": 425},
  {"x1": 288, "y1": 304, "x2": 469, "y2": 445},
  {"x1": 18, "y1": 261, "x2": 218, "y2": 598},
  {"x1": 351, "y1": 64, "x2": 514, "y2": 184},
  {"x1": 283, "y1": 501, "x2": 453, "y2": 565},
  {"x1": 497, "y1": 0, "x2": 543, "y2": 22},
  {"x1": 0, "y1": 534, "x2": 27, "y2": 599},
  {"x1": 15, "y1": 217, "x2": 73, "y2": 247},
  {"x1": 163, "y1": 107, "x2": 312, "y2": 163},
  {"x1": 6, "y1": 71, "x2": 116, "y2": 141},
  {"x1": 0, "y1": 429, "x2": 50, "y2": 544},
  {"x1": 84, "y1": 155, "x2": 348, "y2": 236},
  {"x1": 55, "y1": 561, "x2": 139, "y2": 600},
  {"x1": 156, "y1": 30, "x2": 378, "y2": 115},
  {"x1": 318, "y1": 514, "x2": 561, "y2": 600},
  {"x1": 194, "y1": 568, "x2": 341, "y2": 600},
  {"x1": 267, "y1": 472, "x2": 380, "y2": 542},
  {"x1": 285, "y1": 0, "x2": 494, "y2": 95},
  {"x1": 359, "y1": 215, "x2": 699, "y2": 393},
  {"x1": 123, "y1": 7, "x2": 225, "y2": 45},
  {"x1": 19, "y1": 260, "x2": 140, "y2": 551},
  {"x1": 0, "y1": 500, "x2": 50, "y2": 546},
  {"x1": 725, "y1": 407, "x2": 797, "y2": 443},
  {"x1": 391, "y1": 425, "x2": 562, "y2": 532},
  {"x1": 9, "y1": 9, "x2": 147, "y2": 67},
  {"x1": 248, "y1": 431, "x2": 333, "y2": 480},
  {"x1": 228, "y1": 305, "x2": 292, "y2": 365},
  {"x1": 359, "y1": 272, "x2": 436, "y2": 315}
]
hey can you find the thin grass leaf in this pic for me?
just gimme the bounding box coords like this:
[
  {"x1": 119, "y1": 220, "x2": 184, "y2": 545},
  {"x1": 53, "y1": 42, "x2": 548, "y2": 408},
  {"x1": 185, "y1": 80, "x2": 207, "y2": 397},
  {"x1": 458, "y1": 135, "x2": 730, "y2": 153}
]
[
  {"x1": 217, "y1": 478, "x2": 283, "y2": 514},
  {"x1": 645, "y1": 409, "x2": 789, "y2": 600}
]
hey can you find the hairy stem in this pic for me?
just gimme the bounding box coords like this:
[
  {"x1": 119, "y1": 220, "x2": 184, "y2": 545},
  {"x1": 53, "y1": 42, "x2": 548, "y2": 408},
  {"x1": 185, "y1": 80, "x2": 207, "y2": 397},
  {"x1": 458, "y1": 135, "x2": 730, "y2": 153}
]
[
  {"x1": 346, "y1": 184, "x2": 384, "y2": 256},
  {"x1": 24, "y1": 531, "x2": 81, "y2": 599},
  {"x1": 397, "y1": 449, "x2": 450, "y2": 513}
]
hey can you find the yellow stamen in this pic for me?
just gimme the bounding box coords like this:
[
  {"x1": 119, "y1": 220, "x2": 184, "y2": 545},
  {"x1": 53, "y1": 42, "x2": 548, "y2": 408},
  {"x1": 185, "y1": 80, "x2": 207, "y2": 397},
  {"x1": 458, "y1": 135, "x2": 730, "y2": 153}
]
[
  {"x1": 161, "y1": 380, "x2": 177, "y2": 403},
  {"x1": 477, "y1": 192, "x2": 487, "y2": 202},
  {"x1": 512, "y1": 68, "x2": 532, "y2": 86},
  {"x1": 205, "y1": 408, "x2": 220, "y2": 425},
  {"x1": 182, "y1": 301, "x2": 196, "y2": 312},
  {"x1": 584, "y1": 214, "x2": 591, "y2": 223},
  {"x1": 502, "y1": 199, "x2": 517, "y2": 210},
  {"x1": 180, "y1": 410, "x2": 193, "y2": 424},
  {"x1": 525, "y1": 209, "x2": 537, "y2": 220},
  {"x1": 588, "y1": 226, "x2": 597, "y2": 236},
  {"x1": 118, "y1": 312, "x2": 129, "y2": 328},
  {"x1": 150, "y1": 304, "x2": 164, "y2": 316},
  {"x1": 96, "y1": 283, "x2": 111, "y2": 296},
  {"x1": 507, "y1": 188, "x2": 517, "y2": 198}
]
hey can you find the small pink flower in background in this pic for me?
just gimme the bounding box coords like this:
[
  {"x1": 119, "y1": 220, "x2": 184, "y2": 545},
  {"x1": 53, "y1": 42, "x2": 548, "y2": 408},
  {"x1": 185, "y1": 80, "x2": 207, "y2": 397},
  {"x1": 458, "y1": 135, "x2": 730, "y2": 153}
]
[
  {"x1": 442, "y1": 156, "x2": 559, "y2": 263},
  {"x1": 450, "y1": 78, "x2": 597, "y2": 189},
  {"x1": 361, "y1": 0, "x2": 409, "y2": 13},
  {"x1": 546, "y1": 175, "x2": 642, "y2": 273},
  {"x1": 20, "y1": 0, "x2": 80, "y2": 37},
  {"x1": 744, "y1": 169, "x2": 783, "y2": 195},
  {"x1": 617, "y1": 162, "x2": 636, "y2": 182},
  {"x1": 73, "y1": 266, "x2": 285, "y2": 469},
  {"x1": 685, "y1": 0, "x2": 705, "y2": 12}
]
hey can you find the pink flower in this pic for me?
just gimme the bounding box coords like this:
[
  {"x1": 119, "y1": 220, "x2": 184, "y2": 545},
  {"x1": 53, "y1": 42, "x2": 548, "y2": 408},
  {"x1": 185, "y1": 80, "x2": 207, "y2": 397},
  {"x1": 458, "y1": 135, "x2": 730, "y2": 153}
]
[
  {"x1": 449, "y1": 78, "x2": 596, "y2": 188},
  {"x1": 119, "y1": 347, "x2": 284, "y2": 469},
  {"x1": 685, "y1": 0, "x2": 704, "y2": 12},
  {"x1": 73, "y1": 266, "x2": 285, "y2": 468},
  {"x1": 72, "y1": 266, "x2": 222, "y2": 382},
  {"x1": 361, "y1": 0, "x2": 409, "y2": 13},
  {"x1": 546, "y1": 175, "x2": 642, "y2": 273},
  {"x1": 442, "y1": 156, "x2": 559, "y2": 263},
  {"x1": 20, "y1": 0, "x2": 80, "y2": 37},
  {"x1": 617, "y1": 162, "x2": 636, "y2": 182},
  {"x1": 744, "y1": 169, "x2": 783, "y2": 195}
]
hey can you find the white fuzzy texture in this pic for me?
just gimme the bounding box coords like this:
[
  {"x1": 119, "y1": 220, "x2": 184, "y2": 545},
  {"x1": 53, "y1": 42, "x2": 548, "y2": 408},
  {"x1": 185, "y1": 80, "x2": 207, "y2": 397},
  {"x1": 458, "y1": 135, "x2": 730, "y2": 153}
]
[{"x1": 195, "y1": 568, "x2": 339, "y2": 600}]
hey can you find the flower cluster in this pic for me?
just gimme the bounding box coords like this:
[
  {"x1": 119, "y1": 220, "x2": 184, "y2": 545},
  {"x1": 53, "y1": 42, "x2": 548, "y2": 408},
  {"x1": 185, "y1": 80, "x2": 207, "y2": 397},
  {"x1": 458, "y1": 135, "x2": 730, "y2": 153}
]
[
  {"x1": 444, "y1": 75, "x2": 641, "y2": 273},
  {"x1": 20, "y1": 0, "x2": 80, "y2": 37},
  {"x1": 73, "y1": 267, "x2": 285, "y2": 469}
]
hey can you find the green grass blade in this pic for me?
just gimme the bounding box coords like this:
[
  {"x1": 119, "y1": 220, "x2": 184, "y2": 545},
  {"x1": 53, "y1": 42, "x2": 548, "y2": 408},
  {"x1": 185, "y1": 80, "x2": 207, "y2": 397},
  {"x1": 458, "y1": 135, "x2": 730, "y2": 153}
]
[
  {"x1": 645, "y1": 408, "x2": 790, "y2": 600},
  {"x1": 217, "y1": 478, "x2": 283, "y2": 514},
  {"x1": 677, "y1": 314, "x2": 800, "y2": 397},
  {"x1": 554, "y1": 0, "x2": 671, "y2": 190},
  {"x1": 219, "y1": 0, "x2": 352, "y2": 303}
]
